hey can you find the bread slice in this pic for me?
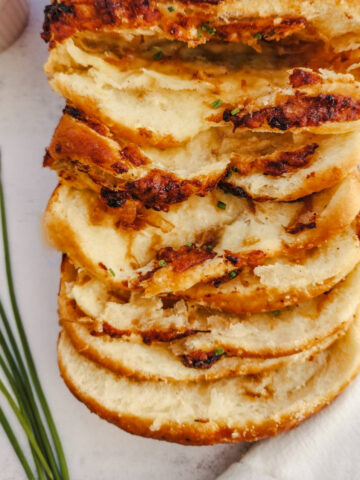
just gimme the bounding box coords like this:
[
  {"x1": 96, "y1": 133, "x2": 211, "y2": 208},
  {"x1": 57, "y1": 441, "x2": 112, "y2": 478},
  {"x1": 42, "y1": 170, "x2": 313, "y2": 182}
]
[
  {"x1": 44, "y1": 109, "x2": 227, "y2": 210},
  {"x1": 63, "y1": 319, "x2": 342, "y2": 383},
  {"x1": 44, "y1": 173, "x2": 360, "y2": 294},
  {"x1": 222, "y1": 131, "x2": 360, "y2": 202},
  {"x1": 61, "y1": 258, "x2": 360, "y2": 359},
  {"x1": 62, "y1": 222, "x2": 360, "y2": 317},
  {"x1": 183, "y1": 224, "x2": 360, "y2": 314},
  {"x1": 59, "y1": 257, "x2": 347, "y2": 380},
  {"x1": 42, "y1": 0, "x2": 360, "y2": 52},
  {"x1": 46, "y1": 108, "x2": 360, "y2": 205},
  {"x1": 45, "y1": 37, "x2": 360, "y2": 146},
  {"x1": 57, "y1": 313, "x2": 360, "y2": 444}
]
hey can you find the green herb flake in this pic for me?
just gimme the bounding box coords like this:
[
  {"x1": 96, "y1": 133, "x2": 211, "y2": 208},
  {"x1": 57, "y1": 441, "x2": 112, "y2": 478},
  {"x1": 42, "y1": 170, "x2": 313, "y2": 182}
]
[
  {"x1": 158, "y1": 259, "x2": 167, "y2": 267},
  {"x1": 253, "y1": 33, "x2": 262, "y2": 40},
  {"x1": 211, "y1": 99, "x2": 223, "y2": 109},
  {"x1": 197, "y1": 29, "x2": 202, "y2": 38},
  {"x1": 231, "y1": 107, "x2": 240, "y2": 115},
  {"x1": 168, "y1": 6, "x2": 175, "y2": 11},
  {"x1": 108, "y1": 268, "x2": 116, "y2": 277},
  {"x1": 217, "y1": 201, "x2": 227, "y2": 210},
  {"x1": 231, "y1": 166, "x2": 239, "y2": 173},
  {"x1": 272, "y1": 310, "x2": 281, "y2": 316},
  {"x1": 215, "y1": 348, "x2": 225, "y2": 356},
  {"x1": 225, "y1": 171, "x2": 232, "y2": 178},
  {"x1": 186, "y1": 242, "x2": 193, "y2": 247},
  {"x1": 208, "y1": 27, "x2": 216, "y2": 35},
  {"x1": 229, "y1": 270, "x2": 238, "y2": 279},
  {"x1": 153, "y1": 51, "x2": 164, "y2": 60},
  {"x1": 206, "y1": 245, "x2": 214, "y2": 251}
]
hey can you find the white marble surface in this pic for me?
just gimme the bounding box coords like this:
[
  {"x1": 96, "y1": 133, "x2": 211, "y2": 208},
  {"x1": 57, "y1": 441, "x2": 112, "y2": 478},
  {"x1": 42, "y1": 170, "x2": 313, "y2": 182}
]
[{"x1": 0, "y1": 2, "x2": 250, "y2": 478}]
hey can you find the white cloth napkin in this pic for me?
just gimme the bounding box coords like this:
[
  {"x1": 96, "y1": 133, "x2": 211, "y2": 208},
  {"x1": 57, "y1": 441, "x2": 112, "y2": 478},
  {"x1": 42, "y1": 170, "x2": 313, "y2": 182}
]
[{"x1": 218, "y1": 376, "x2": 360, "y2": 480}]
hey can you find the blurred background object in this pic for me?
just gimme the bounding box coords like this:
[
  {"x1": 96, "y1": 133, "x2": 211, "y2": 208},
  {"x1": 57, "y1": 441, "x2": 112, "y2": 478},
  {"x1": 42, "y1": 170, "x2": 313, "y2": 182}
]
[{"x1": 0, "y1": 0, "x2": 28, "y2": 53}]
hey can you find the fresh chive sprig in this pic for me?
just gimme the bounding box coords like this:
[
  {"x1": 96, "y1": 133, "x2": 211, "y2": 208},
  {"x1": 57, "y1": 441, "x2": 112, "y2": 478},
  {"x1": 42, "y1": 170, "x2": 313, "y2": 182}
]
[{"x1": 0, "y1": 151, "x2": 69, "y2": 479}]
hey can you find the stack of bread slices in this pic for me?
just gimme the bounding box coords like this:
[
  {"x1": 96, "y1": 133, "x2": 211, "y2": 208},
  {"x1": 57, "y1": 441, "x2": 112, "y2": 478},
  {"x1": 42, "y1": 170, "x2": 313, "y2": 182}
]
[{"x1": 41, "y1": 1, "x2": 360, "y2": 444}]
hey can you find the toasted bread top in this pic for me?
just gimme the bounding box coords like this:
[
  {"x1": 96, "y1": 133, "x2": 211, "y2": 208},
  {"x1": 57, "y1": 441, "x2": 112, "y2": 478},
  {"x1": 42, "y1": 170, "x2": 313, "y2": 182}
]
[{"x1": 43, "y1": 1, "x2": 360, "y2": 52}]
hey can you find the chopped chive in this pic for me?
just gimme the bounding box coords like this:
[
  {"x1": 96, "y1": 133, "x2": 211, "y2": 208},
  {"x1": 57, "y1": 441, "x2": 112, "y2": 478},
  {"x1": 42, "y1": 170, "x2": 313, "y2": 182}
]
[
  {"x1": 153, "y1": 51, "x2": 164, "y2": 60},
  {"x1": 186, "y1": 242, "x2": 193, "y2": 247},
  {"x1": 108, "y1": 268, "x2": 115, "y2": 277},
  {"x1": 231, "y1": 107, "x2": 240, "y2": 115},
  {"x1": 200, "y1": 22, "x2": 216, "y2": 35},
  {"x1": 168, "y1": 6, "x2": 175, "y2": 11},
  {"x1": 217, "y1": 201, "x2": 226, "y2": 210},
  {"x1": 197, "y1": 29, "x2": 202, "y2": 38},
  {"x1": 159, "y1": 259, "x2": 167, "y2": 267},
  {"x1": 215, "y1": 348, "x2": 225, "y2": 356},
  {"x1": 211, "y1": 99, "x2": 222, "y2": 109},
  {"x1": 231, "y1": 166, "x2": 239, "y2": 173},
  {"x1": 272, "y1": 310, "x2": 281, "y2": 316},
  {"x1": 253, "y1": 33, "x2": 262, "y2": 40},
  {"x1": 229, "y1": 271, "x2": 238, "y2": 279}
]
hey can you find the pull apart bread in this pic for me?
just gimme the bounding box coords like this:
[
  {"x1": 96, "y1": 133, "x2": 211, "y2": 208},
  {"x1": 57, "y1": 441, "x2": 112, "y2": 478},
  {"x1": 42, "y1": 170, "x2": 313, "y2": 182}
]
[
  {"x1": 44, "y1": 38, "x2": 360, "y2": 146},
  {"x1": 42, "y1": 0, "x2": 360, "y2": 52},
  {"x1": 45, "y1": 108, "x2": 360, "y2": 205},
  {"x1": 60, "y1": 257, "x2": 360, "y2": 377},
  {"x1": 58, "y1": 314, "x2": 360, "y2": 445},
  {"x1": 60, "y1": 259, "x2": 342, "y2": 382},
  {"x1": 44, "y1": 173, "x2": 360, "y2": 294},
  {"x1": 42, "y1": 1, "x2": 360, "y2": 445}
]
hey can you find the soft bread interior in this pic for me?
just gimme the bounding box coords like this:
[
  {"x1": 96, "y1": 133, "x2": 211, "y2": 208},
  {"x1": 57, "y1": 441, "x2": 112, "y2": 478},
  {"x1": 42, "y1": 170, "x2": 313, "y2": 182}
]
[
  {"x1": 184, "y1": 223, "x2": 360, "y2": 313},
  {"x1": 61, "y1": 259, "x2": 360, "y2": 358},
  {"x1": 62, "y1": 320, "x2": 342, "y2": 383},
  {"x1": 47, "y1": 110, "x2": 360, "y2": 206},
  {"x1": 45, "y1": 38, "x2": 360, "y2": 146},
  {"x1": 44, "y1": 173, "x2": 360, "y2": 294},
  {"x1": 57, "y1": 312, "x2": 360, "y2": 444}
]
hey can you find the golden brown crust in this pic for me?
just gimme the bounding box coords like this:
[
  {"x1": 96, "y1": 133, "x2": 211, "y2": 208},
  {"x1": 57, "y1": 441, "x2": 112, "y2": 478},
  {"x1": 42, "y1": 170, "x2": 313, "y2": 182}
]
[
  {"x1": 156, "y1": 245, "x2": 217, "y2": 273},
  {"x1": 42, "y1": 1, "x2": 308, "y2": 49},
  {"x1": 58, "y1": 330, "x2": 360, "y2": 445},
  {"x1": 231, "y1": 143, "x2": 319, "y2": 178},
  {"x1": 223, "y1": 93, "x2": 360, "y2": 132},
  {"x1": 46, "y1": 110, "x2": 224, "y2": 210},
  {"x1": 289, "y1": 68, "x2": 322, "y2": 88}
]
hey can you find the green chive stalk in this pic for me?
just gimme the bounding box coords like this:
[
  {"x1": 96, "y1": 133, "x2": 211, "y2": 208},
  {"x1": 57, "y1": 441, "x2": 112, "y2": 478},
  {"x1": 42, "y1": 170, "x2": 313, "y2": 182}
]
[
  {"x1": 0, "y1": 152, "x2": 69, "y2": 479},
  {"x1": 0, "y1": 407, "x2": 36, "y2": 480}
]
